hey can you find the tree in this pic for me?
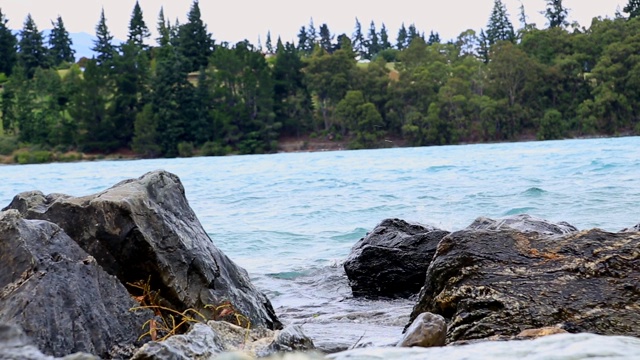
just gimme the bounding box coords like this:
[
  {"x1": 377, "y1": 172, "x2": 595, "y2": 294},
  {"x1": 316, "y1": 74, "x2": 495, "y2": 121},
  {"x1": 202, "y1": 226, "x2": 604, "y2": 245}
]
[
  {"x1": 48, "y1": 15, "x2": 75, "y2": 66},
  {"x1": 428, "y1": 31, "x2": 441, "y2": 45},
  {"x1": 379, "y1": 23, "x2": 391, "y2": 50},
  {"x1": 306, "y1": 18, "x2": 317, "y2": 50},
  {"x1": 265, "y1": 30, "x2": 273, "y2": 53},
  {"x1": 352, "y1": 18, "x2": 366, "y2": 58},
  {"x1": 319, "y1": 23, "x2": 333, "y2": 53},
  {"x1": 544, "y1": 0, "x2": 569, "y2": 28},
  {"x1": 92, "y1": 8, "x2": 115, "y2": 66},
  {"x1": 366, "y1": 21, "x2": 380, "y2": 59},
  {"x1": 127, "y1": 0, "x2": 151, "y2": 48},
  {"x1": 486, "y1": 0, "x2": 516, "y2": 45},
  {"x1": 177, "y1": 0, "x2": 214, "y2": 72},
  {"x1": 396, "y1": 23, "x2": 408, "y2": 50},
  {"x1": 156, "y1": 7, "x2": 171, "y2": 46},
  {"x1": 0, "y1": 9, "x2": 18, "y2": 76},
  {"x1": 18, "y1": 14, "x2": 48, "y2": 78},
  {"x1": 297, "y1": 25, "x2": 309, "y2": 54},
  {"x1": 624, "y1": 0, "x2": 640, "y2": 18}
]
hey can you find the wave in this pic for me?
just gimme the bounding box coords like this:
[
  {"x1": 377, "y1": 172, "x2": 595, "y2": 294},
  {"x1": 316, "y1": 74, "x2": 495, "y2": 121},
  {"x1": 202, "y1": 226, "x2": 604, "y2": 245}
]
[
  {"x1": 522, "y1": 187, "x2": 547, "y2": 197},
  {"x1": 503, "y1": 207, "x2": 537, "y2": 216}
]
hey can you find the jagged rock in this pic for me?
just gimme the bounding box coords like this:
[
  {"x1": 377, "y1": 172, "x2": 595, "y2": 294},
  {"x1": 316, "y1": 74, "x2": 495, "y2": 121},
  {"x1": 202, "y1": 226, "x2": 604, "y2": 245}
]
[
  {"x1": 397, "y1": 312, "x2": 446, "y2": 348},
  {"x1": 466, "y1": 214, "x2": 578, "y2": 235},
  {"x1": 132, "y1": 322, "x2": 314, "y2": 360},
  {"x1": 3, "y1": 170, "x2": 281, "y2": 330},
  {"x1": 620, "y1": 223, "x2": 640, "y2": 232},
  {"x1": 517, "y1": 326, "x2": 568, "y2": 339},
  {"x1": 409, "y1": 219, "x2": 640, "y2": 343},
  {"x1": 344, "y1": 218, "x2": 450, "y2": 298},
  {"x1": 131, "y1": 323, "x2": 225, "y2": 360},
  {"x1": 0, "y1": 210, "x2": 149, "y2": 358}
]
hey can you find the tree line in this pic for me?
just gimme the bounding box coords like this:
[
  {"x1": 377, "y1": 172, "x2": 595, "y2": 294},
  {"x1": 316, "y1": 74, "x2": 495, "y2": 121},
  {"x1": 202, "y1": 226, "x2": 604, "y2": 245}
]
[{"x1": 0, "y1": 0, "x2": 639, "y2": 158}]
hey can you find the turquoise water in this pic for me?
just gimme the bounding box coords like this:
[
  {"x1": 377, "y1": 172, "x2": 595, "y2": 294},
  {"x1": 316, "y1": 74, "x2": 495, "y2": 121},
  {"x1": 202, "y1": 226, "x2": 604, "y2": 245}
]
[{"x1": 2, "y1": 136, "x2": 639, "y2": 349}]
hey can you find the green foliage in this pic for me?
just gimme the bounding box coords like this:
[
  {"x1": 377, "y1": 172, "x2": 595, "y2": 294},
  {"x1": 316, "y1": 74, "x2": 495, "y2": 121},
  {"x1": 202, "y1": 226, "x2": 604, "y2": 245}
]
[
  {"x1": 624, "y1": 0, "x2": 640, "y2": 19},
  {"x1": 486, "y1": 0, "x2": 516, "y2": 45},
  {"x1": 14, "y1": 150, "x2": 52, "y2": 164},
  {"x1": 537, "y1": 109, "x2": 565, "y2": 140},
  {"x1": 177, "y1": 141, "x2": 194, "y2": 157},
  {"x1": 177, "y1": 0, "x2": 214, "y2": 72},
  {"x1": 545, "y1": 0, "x2": 569, "y2": 28},
  {"x1": 18, "y1": 14, "x2": 49, "y2": 79},
  {"x1": 48, "y1": 16, "x2": 75, "y2": 66},
  {"x1": 0, "y1": 9, "x2": 18, "y2": 76},
  {"x1": 200, "y1": 141, "x2": 228, "y2": 156},
  {"x1": 92, "y1": 9, "x2": 116, "y2": 66},
  {"x1": 0, "y1": 136, "x2": 18, "y2": 155}
]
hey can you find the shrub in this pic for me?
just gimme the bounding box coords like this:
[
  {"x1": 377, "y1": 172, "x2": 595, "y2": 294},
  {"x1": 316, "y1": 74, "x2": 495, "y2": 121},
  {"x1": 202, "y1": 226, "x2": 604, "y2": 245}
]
[
  {"x1": 200, "y1": 141, "x2": 227, "y2": 156},
  {"x1": 14, "y1": 150, "x2": 53, "y2": 164},
  {"x1": 0, "y1": 136, "x2": 19, "y2": 155},
  {"x1": 177, "y1": 142, "x2": 194, "y2": 157}
]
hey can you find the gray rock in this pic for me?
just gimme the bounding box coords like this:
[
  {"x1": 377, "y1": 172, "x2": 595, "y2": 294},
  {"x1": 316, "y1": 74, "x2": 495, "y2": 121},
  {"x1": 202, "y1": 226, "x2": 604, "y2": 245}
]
[
  {"x1": 466, "y1": 214, "x2": 578, "y2": 235},
  {"x1": 409, "y1": 226, "x2": 640, "y2": 343},
  {"x1": 397, "y1": 312, "x2": 446, "y2": 348},
  {"x1": 0, "y1": 210, "x2": 150, "y2": 358},
  {"x1": 131, "y1": 323, "x2": 225, "y2": 360},
  {"x1": 620, "y1": 223, "x2": 640, "y2": 232},
  {"x1": 344, "y1": 218, "x2": 450, "y2": 298},
  {"x1": 3, "y1": 170, "x2": 281, "y2": 330},
  {"x1": 266, "y1": 325, "x2": 315, "y2": 354}
]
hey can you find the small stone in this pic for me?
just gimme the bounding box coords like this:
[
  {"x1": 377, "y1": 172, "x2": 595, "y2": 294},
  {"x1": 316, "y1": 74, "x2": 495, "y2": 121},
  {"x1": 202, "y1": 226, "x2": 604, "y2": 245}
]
[
  {"x1": 398, "y1": 312, "x2": 446, "y2": 348},
  {"x1": 517, "y1": 326, "x2": 568, "y2": 338}
]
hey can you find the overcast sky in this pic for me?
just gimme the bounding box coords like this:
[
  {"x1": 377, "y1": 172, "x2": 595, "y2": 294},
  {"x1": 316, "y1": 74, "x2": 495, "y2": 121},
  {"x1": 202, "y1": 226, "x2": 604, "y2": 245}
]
[{"x1": 2, "y1": 0, "x2": 626, "y2": 45}]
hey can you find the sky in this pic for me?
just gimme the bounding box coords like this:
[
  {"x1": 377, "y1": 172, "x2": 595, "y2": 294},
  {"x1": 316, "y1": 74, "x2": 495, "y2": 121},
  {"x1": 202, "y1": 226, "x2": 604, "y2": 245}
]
[{"x1": 1, "y1": 0, "x2": 627, "y2": 46}]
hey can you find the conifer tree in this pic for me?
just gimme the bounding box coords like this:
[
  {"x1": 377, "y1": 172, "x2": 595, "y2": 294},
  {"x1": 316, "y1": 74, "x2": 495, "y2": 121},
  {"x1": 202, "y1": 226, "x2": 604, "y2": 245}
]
[
  {"x1": 428, "y1": 31, "x2": 441, "y2": 45},
  {"x1": 407, "y1": 24, "x2": 421, "y2": 46},
  {"x1": 367, "y1": 21, "x2": 380, "y2": 59},
  {"x1": 156, "y1": 7, "x2": 171, "y2": 47},
  {"x1": 177, "y1": 0, "x2": 214, "y2": 72},
  {"x1": 486, "y1": 0, "x2": 516, "y2": 45},
  {"x1": 396, "y1": 23, "x2": 408, "y2": 50},
  {"x1": 127, "y1": 1, "x2": 150, "y2": 48},
  {"x1": 624, "y1": 0, "x2": 640, "y2": 18},
  {"x1": 48, "y1": 15, "x2": 75, "y2": 66},
  {"x1": 92, "y1": 9, "x2": 115, "y2": 66},
  {"x1": 0, "y1": 9, "x2": 18, "y2": 76},
  {"x1": 319, "y1": 23, "x2": 333, "y2": 53},
  {"x1": 18, "y1": 14, "x2": 48, "y2": 78},
  {"x1": 306, "y1": 18, "x2": 317, "y2": 50},
  {"x1": 265, "y1": 30, "x2": 273, "y2": 53},
  {"x1": 352, "y1": 18, "x2": 366, "y2": 58},
  {"x1": 544, "y1": 0, "x2": 569, "y2": 28},
  {"x1": 296, "y1": 25, "x2": 309, "y2": 54},
  {"x1": 379, "y1": 23, "x2": 391, "y2": 50}
]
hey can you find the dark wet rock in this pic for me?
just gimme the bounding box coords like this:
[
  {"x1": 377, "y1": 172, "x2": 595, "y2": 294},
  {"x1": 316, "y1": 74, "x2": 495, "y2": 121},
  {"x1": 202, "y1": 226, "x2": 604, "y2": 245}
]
[
  {"x1": 131, "y1": 323, "x2": 225, "y2": 360},
  {"x1": 398, "y1": 312, "x2": 446, "y2": 348},
  {"x1": 466, "y1": 214, "x2": 578, "y2": 235},
  {"x1": 620, "y1": 223, "x2": 640, "y2": 233},
  {"x1": 344, "y1": 218, "x2": 450, "y2": 298},
  {"x1": 0, "y1": 211, "x2": 148, "y2": 358},
  {"x1": 266, "y1": 325, "x2": 315, "y2": 354},
  {"x1": 409, "y1": 222, "x2": 640, "y2": 343},
  {"x1": 3, "y1": 170, "x2": 282, "y2": 331}
]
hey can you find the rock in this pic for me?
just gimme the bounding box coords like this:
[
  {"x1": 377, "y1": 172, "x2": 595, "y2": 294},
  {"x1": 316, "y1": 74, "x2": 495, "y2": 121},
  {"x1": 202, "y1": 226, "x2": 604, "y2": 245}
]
[
  {"x1": 397, "y1": 312, "x2": 446, "y2": 348},
  {"x1": 133, "y1": 321, "x2": 315, "y2": 360},
  {"x1": 131, "y1": 323, "x2": 225, "y2": 360},
  {"x1": 344, "y1": 218, "x2": 450, "y2": 298},
  {"x1": 466, "y1": 214, "x2": 578, "y2": 235},
  {"x1": 0, "y1": 210, "x2": 150, "y2": 358},
  {"x1": 409, "y1": 217, "x2": 640, "y2": 343},
  {"x1": 517, "y1": 326, "x2": 568, "y2": 339},
  {"x1": 620, "y1": 223, "x2": 640, "y2": 232},
  {"x1": 3, "y1": 170, "x2": 282, "y2": 330}
]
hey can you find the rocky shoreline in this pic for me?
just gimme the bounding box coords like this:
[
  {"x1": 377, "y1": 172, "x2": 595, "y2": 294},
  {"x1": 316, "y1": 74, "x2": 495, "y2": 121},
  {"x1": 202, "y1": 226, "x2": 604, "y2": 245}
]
[{"x1": 1, "y1": 171, "x2": 639, "y2": 359}]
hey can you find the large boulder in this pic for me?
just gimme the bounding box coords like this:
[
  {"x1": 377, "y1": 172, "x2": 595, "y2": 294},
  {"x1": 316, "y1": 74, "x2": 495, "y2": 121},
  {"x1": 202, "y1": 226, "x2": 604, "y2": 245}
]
[
  {"x1": 344, "y1": 218, "x2": 450, "y2": 298},
  {"x1": 0, "y1": 210, "x2": 150, "y2": 358},
  {"x1": 409, "y1": 216, "x2": 640, "y2": 343},
  {"x1": 3, "y1": 170, "x2": 282, "y2": 331}
]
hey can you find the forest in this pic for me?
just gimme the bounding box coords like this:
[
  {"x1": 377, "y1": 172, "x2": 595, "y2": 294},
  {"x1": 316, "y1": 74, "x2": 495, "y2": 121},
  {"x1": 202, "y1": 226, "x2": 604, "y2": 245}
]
[{"x1": 0, "y1": 0, "x2": 639, "y2": 162}]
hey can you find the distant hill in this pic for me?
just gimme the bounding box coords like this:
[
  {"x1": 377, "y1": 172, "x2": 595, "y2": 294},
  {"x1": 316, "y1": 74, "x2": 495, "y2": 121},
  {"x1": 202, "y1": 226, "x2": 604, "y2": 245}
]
[{"x1": 11, "y1": 29, "x2": 123, "y2": 62}]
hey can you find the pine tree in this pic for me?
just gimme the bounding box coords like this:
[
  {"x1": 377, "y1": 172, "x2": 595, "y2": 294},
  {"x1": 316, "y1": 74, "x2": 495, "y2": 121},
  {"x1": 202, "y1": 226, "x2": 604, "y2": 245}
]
[
  {"x1": 156, "y1": 7, "x2": 171, "y2": 47},
  {"x1": 625, "y1": 0, "x2": 640, "y2": 18},
  {"x1": 48, "y1": 15, "x2": 75, "y2": 66},
  {"x1": 18, "y1": 14, "x2": 49, "y2": 78},
  {"x1": 407, "y1": 24, "x2": 421, "y2": 46},
  {"x1": 379, "y1": 23, "x2": 391, "y2": 50},
  {"x1": 544, "y1": 0, "x2": 569, "y2": 28},
  {"x1": 127, "y1": 1, "x2": 151, "y2": 48},
  {"x1": 265, "y1": 30, "x2": 273, "y2": 53},
  {"x1": 352, "y1": 18, "x2": 366, "y2": 58},
  {"x1": 486, "y1": 0, "x2": 516, "y2": 45},
  {"x1": 319, "y1": 23, "x2": 333, "y2": 53},
  {"x1": 92, "y1": 9, "x2": 115, "y2": 66},
  {"x1": 296, "y1": 25, "x2": 309, "y2": 54},
  {"x1": 366, "y1": 21, "x2": 380, "y2": 59},
  {"x1": 177, "y1": 0, "x2": 214, "y2": 72},
  {"x1": 396, "y1": 23, "x2": 408, "y2": 50},
  {"x1": 306, "y1": 18, "x2": 317, "y2": 50},
  {"x1": 0, "y1": 9, "x2": 18, "y2": 76},
  {"x1": 427, "y1": 31, "x2": 441, "y2": 45}
]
